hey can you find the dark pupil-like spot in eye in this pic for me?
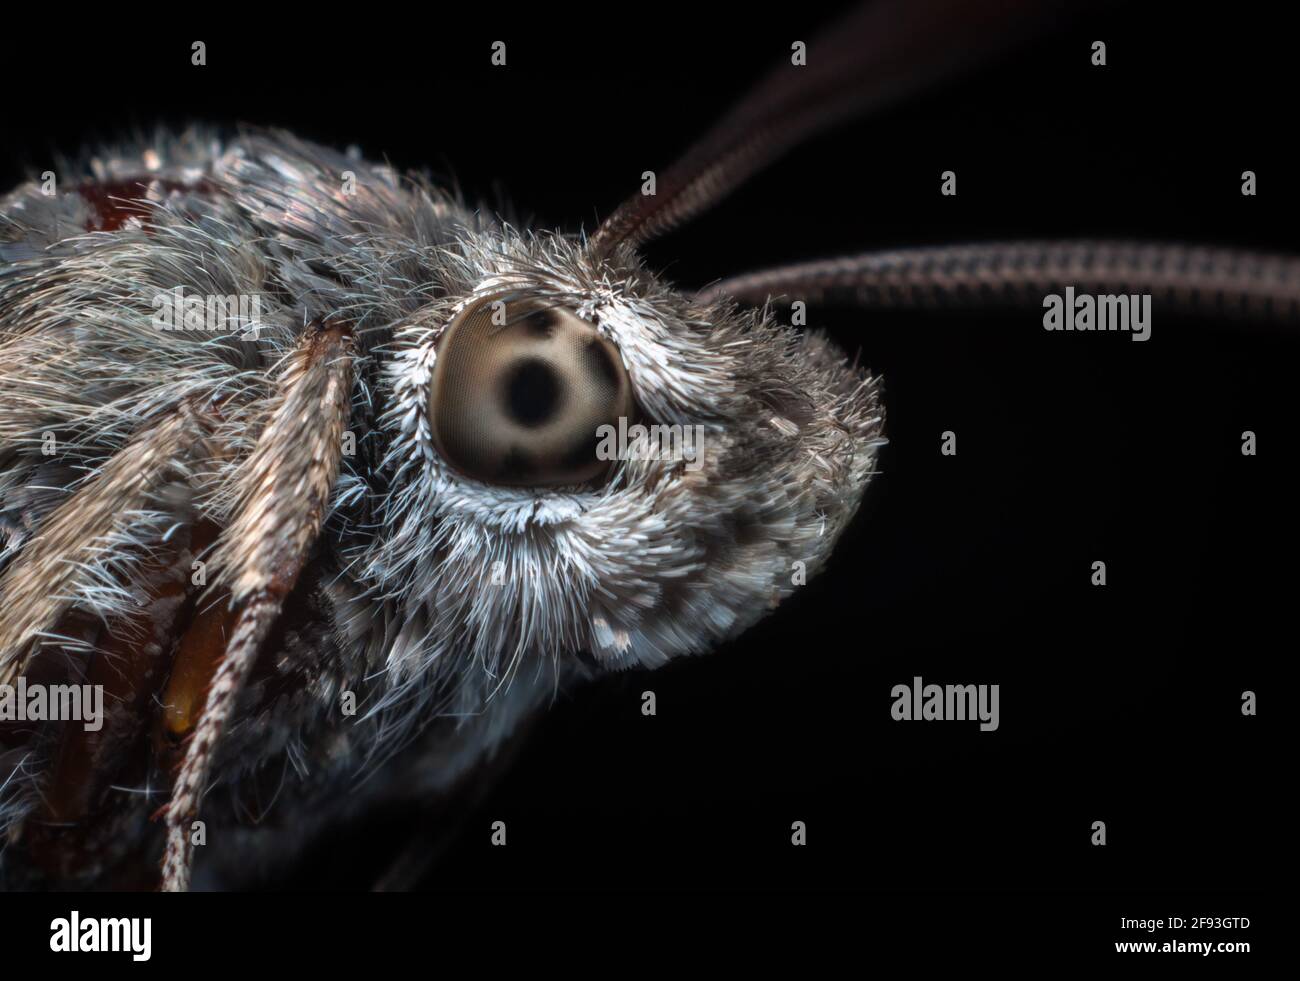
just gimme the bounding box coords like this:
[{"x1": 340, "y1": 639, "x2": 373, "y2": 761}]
[
  {"x1": 584, "y1": 337, "x2": 621, "y2": 390},
  {"x1": 504, "y1": 358, "x2": 562, "y2": 427}
]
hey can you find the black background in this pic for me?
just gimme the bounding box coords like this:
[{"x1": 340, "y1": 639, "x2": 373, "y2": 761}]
[{"x1": 0, "y1": 0, "x2": 1286, "y2": 955}]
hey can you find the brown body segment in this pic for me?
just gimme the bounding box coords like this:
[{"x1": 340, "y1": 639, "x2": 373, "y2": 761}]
[{"x1": 77, "y1": 176, "x2": 217, "y2": 232}]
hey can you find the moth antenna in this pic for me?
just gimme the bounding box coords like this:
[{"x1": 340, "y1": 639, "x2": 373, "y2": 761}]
[
  {"x1": 697, "y1": 240, "x2": 1300, "y2": 323},
  {"x1": 160, "y1": 319, "x2": 354, "y2": 892},
  {"x1": 589, "y1": 0, "x2": 1080, "y2": 257}
]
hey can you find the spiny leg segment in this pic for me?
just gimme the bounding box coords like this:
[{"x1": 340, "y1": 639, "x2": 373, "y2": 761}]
[
  {"x1": 159, "y1": 319, "x2": 354, "y2": 891},
  {"x1": 0, "y1": 405, "x2": 214, "y2": 686}
]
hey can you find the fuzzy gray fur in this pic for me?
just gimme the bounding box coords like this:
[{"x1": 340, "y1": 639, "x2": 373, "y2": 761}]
[{"x1": 0, "y1": 129, "x2": 883, "y2": 888}]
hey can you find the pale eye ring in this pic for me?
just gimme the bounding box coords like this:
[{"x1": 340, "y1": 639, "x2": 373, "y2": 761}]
[{"x1": 428, "y1": 294, "x2": 635, "y2": 487}]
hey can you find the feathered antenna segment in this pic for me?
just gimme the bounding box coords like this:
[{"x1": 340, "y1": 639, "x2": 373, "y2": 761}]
[
  {"x1": 697, "y1": 241, "x2": 1300, "y2": 323},
  {"x1": 159, "y1": 318, "x2": 354, "y2": 891},
  {"x1": 588, "y1": 0, "x2": 1073, "y2": 258}
]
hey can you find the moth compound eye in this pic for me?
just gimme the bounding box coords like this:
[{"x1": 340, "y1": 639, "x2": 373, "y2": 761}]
[{"x1": 429, "y1": 295, "x2": 635, "y2": 487}]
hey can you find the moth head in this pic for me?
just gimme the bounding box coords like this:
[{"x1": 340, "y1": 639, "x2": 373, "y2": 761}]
[
  {"x1": 362, "y1": 9, "x2": 961, "y2": 683},
  {"x1": 370, "y1": 233, "x2": 882, "y2": 682}
]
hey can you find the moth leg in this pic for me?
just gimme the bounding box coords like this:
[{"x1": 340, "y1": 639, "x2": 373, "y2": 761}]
[
  {"x1": 159, "y1": 319, "x2": 354, "y2": 892},
  {"x1": 0, "y1": 403, "x2": 222, "y2": 882},
  {"x1": 0, "y1": 405, "x2": 213, "y2": 683},
  {"x1": 699, "y1": 241, "x2": 1300, "y2": 324}
]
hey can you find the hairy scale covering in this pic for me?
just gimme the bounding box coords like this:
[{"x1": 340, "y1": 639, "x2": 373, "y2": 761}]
[{"x1": 0, "y1": 129, "x2": 884, "y2": 887}]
